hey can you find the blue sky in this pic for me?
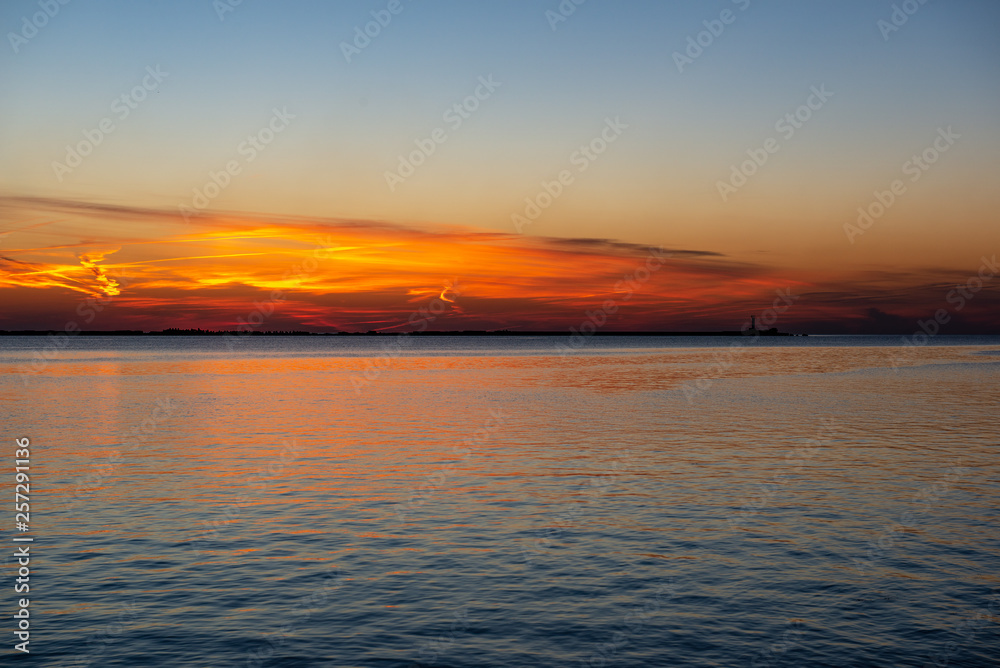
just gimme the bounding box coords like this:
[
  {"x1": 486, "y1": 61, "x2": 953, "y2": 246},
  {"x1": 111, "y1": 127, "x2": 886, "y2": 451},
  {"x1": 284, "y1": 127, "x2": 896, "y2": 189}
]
[{"x1": 1, "y1": 0, "x2": 998, "y2": 259}]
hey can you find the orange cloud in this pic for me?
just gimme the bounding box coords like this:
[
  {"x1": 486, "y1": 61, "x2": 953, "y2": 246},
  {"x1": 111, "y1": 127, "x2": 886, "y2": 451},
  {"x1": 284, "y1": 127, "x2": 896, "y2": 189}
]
[
  {"x1": 0, "y1": 197, "x2": 996, "y2": 333},
  {"x1": 77, "y1": 249, "x2": 121, "y2": 297}
]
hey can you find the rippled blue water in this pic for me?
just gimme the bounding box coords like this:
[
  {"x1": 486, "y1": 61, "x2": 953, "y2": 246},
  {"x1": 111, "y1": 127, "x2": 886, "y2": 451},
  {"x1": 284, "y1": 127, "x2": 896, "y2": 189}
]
[{"x1": 2, "y1": 336, "x2": 998, "y2": 666}]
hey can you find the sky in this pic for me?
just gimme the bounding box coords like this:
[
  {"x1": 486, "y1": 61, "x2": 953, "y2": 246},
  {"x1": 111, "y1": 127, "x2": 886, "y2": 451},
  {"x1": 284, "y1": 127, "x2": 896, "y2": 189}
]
[{"x1": 1, "y1": 0, "x2": 998, "y2": 333}]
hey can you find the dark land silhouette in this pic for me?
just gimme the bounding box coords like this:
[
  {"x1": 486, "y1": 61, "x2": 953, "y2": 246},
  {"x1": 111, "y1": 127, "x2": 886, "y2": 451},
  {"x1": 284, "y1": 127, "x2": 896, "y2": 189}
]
[{"x1": 0, "y1": 328, "x2": 804, "y2": 337}]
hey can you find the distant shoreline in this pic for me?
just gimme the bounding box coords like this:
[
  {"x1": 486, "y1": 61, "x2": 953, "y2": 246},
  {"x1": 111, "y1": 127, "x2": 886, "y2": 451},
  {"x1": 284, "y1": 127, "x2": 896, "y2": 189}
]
[{"x1": 1, "y1": 329, "x2": 805, "y2": 337}]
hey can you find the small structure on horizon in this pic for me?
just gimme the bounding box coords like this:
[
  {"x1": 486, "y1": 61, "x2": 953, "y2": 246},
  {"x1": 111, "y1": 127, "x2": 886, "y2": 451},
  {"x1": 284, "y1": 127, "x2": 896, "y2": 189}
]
[{"x1": 743, "y1": 314, "x2": 786, "y2": 336}]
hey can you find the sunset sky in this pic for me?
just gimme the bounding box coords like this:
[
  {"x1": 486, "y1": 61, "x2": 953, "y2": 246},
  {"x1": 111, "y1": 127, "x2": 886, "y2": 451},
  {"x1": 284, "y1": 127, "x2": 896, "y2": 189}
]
[{"x1": 1, "y1": 0, "x2": 998, "y2": 333}]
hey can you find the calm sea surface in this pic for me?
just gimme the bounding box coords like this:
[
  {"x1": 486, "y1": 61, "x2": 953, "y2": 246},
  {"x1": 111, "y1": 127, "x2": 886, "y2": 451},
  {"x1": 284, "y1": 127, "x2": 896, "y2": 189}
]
[{"x1": 1, "y1": 335, "x2": 998, "y2": 667}]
